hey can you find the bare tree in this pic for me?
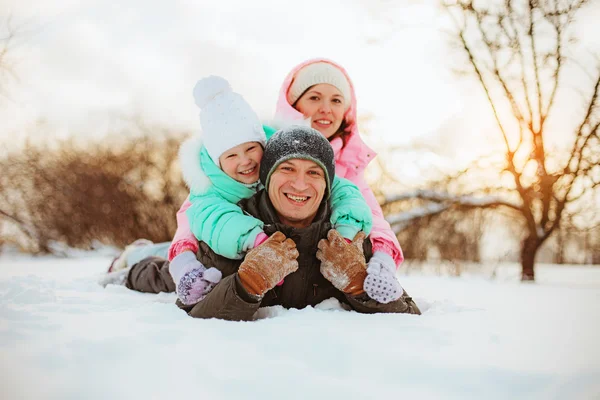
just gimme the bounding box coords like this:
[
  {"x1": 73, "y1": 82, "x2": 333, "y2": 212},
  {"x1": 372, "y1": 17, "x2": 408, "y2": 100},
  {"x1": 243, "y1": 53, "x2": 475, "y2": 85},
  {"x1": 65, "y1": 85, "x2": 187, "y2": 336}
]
[{"x1": 435, "y1": 0, "x2": 600, "y2": 280}]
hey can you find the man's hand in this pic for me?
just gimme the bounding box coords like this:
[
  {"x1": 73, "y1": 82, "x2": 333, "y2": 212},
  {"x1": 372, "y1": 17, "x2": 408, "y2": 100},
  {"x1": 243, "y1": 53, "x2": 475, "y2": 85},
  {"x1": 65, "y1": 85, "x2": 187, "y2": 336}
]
[
  {"x1": 238, "y1": 231, "x2": 299, "y2": 296},
  {"x1": 317, "y1": 230, "x2": 367, "y2": 296}
]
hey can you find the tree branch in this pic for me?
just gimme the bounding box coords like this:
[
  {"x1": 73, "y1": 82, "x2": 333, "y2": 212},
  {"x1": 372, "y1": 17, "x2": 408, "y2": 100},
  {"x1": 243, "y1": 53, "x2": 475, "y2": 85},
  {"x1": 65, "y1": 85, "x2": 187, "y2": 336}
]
[
  {"x1": 505, "y1": 2, "x2": 533, "y2": 132},
  {"x1": 384, "y1": 189, "x2": 522, "y2": 211},
  {"x1": 565, "y1": 71, "x2": 600, "y2": 176},
  {"x1": 541, "y1": 1, "x2": 565, "y2": 123},
  {"x1": 448, "y1": 9, "x2": 513, "y2": 153},
  {"x1": 528, "y1": 0, "x2": 544, "y2": 132},
  {"x1": 0, "y1": 208, "x2": 40, "y2": 244}
]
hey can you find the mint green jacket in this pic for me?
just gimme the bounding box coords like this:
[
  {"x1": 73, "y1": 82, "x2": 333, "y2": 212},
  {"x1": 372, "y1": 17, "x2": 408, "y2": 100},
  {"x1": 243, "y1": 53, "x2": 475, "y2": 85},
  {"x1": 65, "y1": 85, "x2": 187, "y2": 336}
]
[{"x1": 184, "y1": 127, "x2": 373, "y2": 259}]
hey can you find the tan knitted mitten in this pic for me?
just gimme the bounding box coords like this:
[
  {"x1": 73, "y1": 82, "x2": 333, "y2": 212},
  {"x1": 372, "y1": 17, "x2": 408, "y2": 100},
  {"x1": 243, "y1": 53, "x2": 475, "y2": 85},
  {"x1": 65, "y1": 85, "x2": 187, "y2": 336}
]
[
  {"x1": 317, "y1": 230, "x2": 367, "y2": 296},
  {"x1": 238, "y1": 231, "x2": 299, "y2": 296}
]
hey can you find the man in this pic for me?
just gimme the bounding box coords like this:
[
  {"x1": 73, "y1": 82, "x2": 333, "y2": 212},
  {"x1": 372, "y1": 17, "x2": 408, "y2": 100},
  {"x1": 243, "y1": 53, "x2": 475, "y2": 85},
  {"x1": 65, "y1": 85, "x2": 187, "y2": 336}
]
[{"x1": 120, "y1": 126, "x2": 420, "y2": 320}]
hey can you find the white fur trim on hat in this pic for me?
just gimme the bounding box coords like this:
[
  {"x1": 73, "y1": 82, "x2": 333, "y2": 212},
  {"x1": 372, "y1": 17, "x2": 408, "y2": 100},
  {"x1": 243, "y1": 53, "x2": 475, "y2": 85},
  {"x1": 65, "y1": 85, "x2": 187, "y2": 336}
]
[
  {"x1": 193, "y1": 76, "x2": 266, "y2": 167},
  {"x1": 287, "y1": 62, "x2": 351, "y2": 110}
]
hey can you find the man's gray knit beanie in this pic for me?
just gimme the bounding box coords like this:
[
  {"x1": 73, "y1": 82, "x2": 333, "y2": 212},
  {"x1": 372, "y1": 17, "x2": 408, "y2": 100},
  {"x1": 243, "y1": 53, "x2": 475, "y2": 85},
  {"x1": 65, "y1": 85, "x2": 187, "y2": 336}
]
[{"x1": 260, "y1": 125, "x2": 335, "y2": 198}]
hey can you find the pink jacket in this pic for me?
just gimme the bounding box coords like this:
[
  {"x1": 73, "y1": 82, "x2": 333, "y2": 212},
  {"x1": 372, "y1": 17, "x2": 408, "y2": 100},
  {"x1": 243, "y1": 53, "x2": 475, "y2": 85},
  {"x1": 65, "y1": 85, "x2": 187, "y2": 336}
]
[
  {"x1": 169, "y1": 58, "x2": 403, "y2": 266},
  {"x1": 168, "y1": 197, "x2": 195, "y2": 260}
]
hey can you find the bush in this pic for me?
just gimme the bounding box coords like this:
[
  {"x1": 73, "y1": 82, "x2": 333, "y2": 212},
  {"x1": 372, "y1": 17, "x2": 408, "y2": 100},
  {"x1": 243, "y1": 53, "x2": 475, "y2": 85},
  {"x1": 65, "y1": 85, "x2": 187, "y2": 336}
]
[{"x1": 0, "y1": 131, "x2": 190, "y2": 254}]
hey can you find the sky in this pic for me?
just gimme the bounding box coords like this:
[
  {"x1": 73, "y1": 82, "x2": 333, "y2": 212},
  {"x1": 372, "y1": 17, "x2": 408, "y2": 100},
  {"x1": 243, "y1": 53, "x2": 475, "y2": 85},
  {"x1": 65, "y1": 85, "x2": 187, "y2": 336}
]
[
  {"x1": 0, "y1": 1, "x2": 461, "y2": 143},
  {"x1": 1, "y1": 0, "x2": 599, "y2": 183}
]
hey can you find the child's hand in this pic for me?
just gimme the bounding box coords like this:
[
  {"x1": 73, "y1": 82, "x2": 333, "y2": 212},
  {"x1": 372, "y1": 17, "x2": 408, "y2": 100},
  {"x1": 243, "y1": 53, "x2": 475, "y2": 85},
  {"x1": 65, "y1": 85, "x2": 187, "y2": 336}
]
[
  {"x1": 170, "y1": 251, "x2": 222, "y2": 305},
  {"x1": 177, "y1": 266, "x2": 222, "y2": 305},
  {"x1": 364, "y1": 251, "x2": 403, "y2": 304}
]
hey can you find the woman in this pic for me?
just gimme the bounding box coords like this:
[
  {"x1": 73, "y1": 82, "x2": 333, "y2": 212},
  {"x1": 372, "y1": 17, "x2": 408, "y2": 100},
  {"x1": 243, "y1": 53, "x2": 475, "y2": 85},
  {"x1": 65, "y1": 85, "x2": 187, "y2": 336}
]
[
  {"x1": 273, "y1": 58, "x2": 403, "y2": 273},
  {"x1": 109, "y1": 59, "x2": 403, "y2": 300}
]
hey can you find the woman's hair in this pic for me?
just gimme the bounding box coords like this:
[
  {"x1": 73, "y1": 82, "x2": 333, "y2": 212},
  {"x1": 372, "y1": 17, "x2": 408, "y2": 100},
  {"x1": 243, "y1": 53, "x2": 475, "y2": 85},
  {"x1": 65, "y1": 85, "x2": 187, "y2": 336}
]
[
  {"x1": 328, "y1": 119, "x2": 350, "y2": 148},
  {"x1": 292, "y1": 86, "x2": 351, "y2": 148}
]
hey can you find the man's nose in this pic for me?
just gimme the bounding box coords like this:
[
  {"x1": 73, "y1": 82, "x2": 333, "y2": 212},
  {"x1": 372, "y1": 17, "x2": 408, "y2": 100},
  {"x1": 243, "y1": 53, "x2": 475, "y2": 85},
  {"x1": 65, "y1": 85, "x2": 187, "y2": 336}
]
[{"x1": 290, "y1": 174, "x2": 309, "y2": 191}]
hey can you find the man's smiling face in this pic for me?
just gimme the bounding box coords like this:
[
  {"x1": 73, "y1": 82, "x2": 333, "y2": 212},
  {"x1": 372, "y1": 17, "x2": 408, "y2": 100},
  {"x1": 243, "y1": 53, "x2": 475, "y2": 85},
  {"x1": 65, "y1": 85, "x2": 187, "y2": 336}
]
[{"x1": 267, "y1": 158, "x2": 327, "y2": 228}]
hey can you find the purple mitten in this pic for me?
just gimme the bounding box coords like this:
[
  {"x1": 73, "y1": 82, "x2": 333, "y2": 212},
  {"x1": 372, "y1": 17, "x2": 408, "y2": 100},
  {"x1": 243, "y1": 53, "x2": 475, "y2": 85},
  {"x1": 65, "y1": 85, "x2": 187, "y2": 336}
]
[
  {"x1": 169, "y1": 251, "x2": 222, "y2": 305},
  {"x1": 177, "y1": 267, "x2": 222, "y2": 305},
  {"x1": 364, "y1": 251, "x2": 403, "y2": 304}
]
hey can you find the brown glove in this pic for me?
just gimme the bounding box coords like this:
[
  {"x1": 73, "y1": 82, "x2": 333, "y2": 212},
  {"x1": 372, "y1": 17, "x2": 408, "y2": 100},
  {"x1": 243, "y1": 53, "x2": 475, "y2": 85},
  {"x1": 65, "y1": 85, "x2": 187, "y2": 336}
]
[
  {"x1": 317, "y1": 230, "x2": 367, "y2": 296},
  {"x1": 238, "y1": 231, "x2": 299, "y2": 296}
]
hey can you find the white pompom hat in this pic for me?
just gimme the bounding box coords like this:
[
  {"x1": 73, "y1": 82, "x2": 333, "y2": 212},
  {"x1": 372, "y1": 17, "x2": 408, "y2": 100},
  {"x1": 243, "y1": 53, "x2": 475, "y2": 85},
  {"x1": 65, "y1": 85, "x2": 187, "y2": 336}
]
[
  {"x1": 287, "y1": 62, "x2": 352, "y2": 110},
  {"x1": 193, "y1": 76, "x2": 266, "y2": 166}
]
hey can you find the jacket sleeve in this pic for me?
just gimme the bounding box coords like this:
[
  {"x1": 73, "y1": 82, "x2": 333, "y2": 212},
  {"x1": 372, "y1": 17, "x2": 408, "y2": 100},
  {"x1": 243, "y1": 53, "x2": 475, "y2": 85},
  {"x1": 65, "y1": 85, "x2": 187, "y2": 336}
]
[
  {"x1": 167, "y1": 197, "x2": 200, "y2": 261},
  {"x1": 347, "y1": 172, "x2": 404, "y2": 266},
  {"x1": 329, "y1": 176, "x2": 373, "y2": 240},
  {"x1": 344, "y1": 290, "x2": 421, "y2": 315},
  {"x1": 186, "y1": 190, "x2": 264, "y2": 259},
  {"x1": 185, "y1": 274, "x2": 262, "y2": 321}
]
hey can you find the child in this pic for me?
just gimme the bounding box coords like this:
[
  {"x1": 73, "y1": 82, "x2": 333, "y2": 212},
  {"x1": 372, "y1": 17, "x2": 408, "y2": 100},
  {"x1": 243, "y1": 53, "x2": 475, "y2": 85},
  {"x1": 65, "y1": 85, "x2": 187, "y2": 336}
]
[{"x1": 170, "y1": 76, "x2": 373, "y2": 305}]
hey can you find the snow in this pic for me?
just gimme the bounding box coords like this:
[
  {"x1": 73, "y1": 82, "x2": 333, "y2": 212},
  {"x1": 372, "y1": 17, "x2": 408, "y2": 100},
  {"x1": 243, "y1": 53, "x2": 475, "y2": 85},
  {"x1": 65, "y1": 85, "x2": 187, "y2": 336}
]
[{"x1": 1, "y1": 255, "x2": 599, "y2": 400}]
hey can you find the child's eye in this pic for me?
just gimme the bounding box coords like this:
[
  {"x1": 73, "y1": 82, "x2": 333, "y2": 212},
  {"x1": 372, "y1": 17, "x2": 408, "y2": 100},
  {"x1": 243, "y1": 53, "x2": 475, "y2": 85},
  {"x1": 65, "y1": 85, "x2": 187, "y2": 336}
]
[
  {"x1": 226, "y1": 154, "x2": 236, "y2": 159},
  {"x1": 247, "y1": 146, "x2": 256, "y2": 151}
]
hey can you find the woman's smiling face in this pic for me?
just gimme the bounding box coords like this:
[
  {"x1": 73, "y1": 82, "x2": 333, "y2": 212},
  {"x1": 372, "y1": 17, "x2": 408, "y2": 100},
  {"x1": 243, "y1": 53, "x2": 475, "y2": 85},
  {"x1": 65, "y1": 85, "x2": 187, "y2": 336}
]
[{"x1": 294, "y1": 83, "x2": 346, "y2": 139}]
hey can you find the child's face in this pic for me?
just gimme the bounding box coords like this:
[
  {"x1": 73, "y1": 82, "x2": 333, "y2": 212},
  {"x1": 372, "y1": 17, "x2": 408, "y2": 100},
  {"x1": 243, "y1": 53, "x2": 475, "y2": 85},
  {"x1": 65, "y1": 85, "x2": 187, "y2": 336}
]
[{"x1": 219, "y1": 142, "x2": 264, "y2": 184}]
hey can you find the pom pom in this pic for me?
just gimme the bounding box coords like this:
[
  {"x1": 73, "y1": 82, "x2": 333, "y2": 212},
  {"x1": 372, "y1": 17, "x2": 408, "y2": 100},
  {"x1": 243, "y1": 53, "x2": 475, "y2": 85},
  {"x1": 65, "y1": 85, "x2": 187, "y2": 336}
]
[{"x1": 193, "y1": 75, "x2": 232, "y2": 108}]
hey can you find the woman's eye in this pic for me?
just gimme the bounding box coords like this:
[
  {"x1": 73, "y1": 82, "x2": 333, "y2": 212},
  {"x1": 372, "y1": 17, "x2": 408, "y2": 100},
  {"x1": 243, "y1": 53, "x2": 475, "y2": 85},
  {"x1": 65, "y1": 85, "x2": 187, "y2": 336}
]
[
  {"x1": 309, "y1": 96, "x2": 319, "y2": 101},
  {"x1": 332, "y1": 98, "x2": 342, "y2": 104}
]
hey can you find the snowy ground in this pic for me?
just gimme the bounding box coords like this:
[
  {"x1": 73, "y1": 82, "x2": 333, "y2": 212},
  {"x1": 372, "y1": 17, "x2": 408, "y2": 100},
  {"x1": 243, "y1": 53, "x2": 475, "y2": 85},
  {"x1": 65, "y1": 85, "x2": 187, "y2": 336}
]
[{"x1": 1, "y1": 255, "x2": 599, "y2": 400}]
